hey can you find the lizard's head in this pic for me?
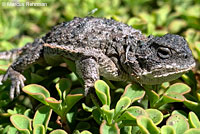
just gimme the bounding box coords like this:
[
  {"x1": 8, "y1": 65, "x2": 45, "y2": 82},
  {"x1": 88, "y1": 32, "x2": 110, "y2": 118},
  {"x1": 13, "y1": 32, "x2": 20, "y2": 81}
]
[{"x1": 124, "y1": 33, "x2": 196, "y2": 85}]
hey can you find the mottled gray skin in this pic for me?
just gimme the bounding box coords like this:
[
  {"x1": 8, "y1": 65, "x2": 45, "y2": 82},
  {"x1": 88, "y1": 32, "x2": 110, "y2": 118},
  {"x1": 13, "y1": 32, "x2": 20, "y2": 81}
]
[{"x1": 0, "y1": 17, "x2": 196, "y2": 100}]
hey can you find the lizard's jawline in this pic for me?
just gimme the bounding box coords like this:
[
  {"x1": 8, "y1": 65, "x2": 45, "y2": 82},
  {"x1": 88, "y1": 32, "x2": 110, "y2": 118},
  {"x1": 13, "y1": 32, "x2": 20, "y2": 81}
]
[
  {"x1": 141, "y1": 62, "x2": 195, "y2": 77},
  {"x1": 153, "y1": 67, "x2": 191, "y2": 78},
  {"x1": 134, "y1": 62, "x2": 196, "y2": 85}
]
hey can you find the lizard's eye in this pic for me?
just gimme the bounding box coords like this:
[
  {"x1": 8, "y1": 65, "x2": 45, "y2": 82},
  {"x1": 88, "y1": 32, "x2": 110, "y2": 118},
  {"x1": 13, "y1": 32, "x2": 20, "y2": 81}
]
[{"x1": 157, "y1": 47, "x2": 171, "y2": 59}]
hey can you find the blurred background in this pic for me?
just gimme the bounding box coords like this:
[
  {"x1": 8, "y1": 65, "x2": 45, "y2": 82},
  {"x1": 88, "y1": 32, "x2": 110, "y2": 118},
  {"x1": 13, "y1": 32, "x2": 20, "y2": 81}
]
[{"x1": 0, "y1": 0, "x2": 200, "y2": 60}]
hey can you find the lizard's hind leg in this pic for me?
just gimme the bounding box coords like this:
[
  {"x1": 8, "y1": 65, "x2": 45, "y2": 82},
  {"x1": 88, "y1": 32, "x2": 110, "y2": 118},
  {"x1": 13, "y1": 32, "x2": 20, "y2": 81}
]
[{"x1": 2, "y1": 38, "x2": 44, "y2": 100}]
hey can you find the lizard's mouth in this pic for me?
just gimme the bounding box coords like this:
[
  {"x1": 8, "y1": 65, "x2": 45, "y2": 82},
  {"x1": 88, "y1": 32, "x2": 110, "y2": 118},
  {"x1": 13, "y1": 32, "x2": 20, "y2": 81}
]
[{"x1": 132, "y1": 62, "x2": 196, "y2": 85}]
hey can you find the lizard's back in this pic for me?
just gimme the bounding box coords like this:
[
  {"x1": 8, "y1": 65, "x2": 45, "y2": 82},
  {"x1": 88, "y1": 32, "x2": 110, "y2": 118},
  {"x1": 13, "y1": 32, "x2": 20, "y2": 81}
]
[{"x1": 42, "y1": 17, "x2": 147, "y2": 54}]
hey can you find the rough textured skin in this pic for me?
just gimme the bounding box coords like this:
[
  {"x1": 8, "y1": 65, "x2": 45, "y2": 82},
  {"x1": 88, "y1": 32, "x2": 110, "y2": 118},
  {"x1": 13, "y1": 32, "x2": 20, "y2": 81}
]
[
  {"x1": 0, "y1": 17, "x2": 196, "y2": 99},
  {"x1": 0, "y1": 49, "x2": 21, "y2": 61}
]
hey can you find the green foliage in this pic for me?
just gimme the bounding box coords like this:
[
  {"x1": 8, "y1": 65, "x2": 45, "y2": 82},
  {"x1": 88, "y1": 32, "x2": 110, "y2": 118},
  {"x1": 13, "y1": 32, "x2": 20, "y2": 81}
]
[
  {"x1": 9, "y1": 105, "x2": 59, "y2": 134},
  {"x1": 49, "y1": 129, "x2": 68, "y2": 134},
  {"x1": 89, "y1": 80, "x2": 200, "y2": 134},
  {"x1": 23, "y1": 78, "x2": 84, "y2": 128},
  {"x1": 0, "y1": 0, "x2": 200, "y2": 133}
]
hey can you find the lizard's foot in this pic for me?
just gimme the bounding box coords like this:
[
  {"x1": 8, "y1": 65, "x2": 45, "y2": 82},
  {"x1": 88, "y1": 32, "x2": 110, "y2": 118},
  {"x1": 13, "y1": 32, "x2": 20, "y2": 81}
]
[
  {"x1": 84, "y1": 83, "x2": 95, "y2": 96},
  {"x1": 84, "y1": 86, "x2": 91, "y2": 96},
  {"x1": 0, "y1": 75, "x2": 3, "y2": 85},
  {"x1": 2, "y1": 67, "x2": 26, "y2": 100}
]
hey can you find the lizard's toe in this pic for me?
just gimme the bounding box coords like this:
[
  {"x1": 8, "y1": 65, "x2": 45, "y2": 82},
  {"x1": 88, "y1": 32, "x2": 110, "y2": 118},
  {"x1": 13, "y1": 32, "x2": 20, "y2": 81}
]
[
  {"x1": 11, "y1": 74, "x2": 25, "y2": 99},
  {"x1": 2, "y1": 72, "x2": 8, "y2": 82},
  {"x1": 9, "y1": 76, "x2": 25, "y2": 100},
  {"x1": 0, "y1": 75, "x2": 4, "y2": 85},
  {"x1": 3, "y1": 67, "x2": 26, "y2": 100},
  {"x1": 84, "y1": 85, "x2": 94, "y2": 96},
  {"x1": 84, "y1": 87, "x2": 90, "y2": 96},
  {"x1": 10, "y1": 85, "x2": 15, "y2": 100},
  {"x1": 15, "y1": 81, "x2": 21, "y2": 96}
]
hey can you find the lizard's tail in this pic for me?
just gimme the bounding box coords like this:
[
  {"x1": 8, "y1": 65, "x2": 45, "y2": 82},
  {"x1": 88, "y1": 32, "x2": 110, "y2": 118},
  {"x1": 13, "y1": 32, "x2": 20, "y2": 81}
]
[
  {"x1": 0, "y1": 38, "x2": 44, "y2": 61},
  {"x1": 0, "y1": 48, "x2": 21, "y2": 61}
]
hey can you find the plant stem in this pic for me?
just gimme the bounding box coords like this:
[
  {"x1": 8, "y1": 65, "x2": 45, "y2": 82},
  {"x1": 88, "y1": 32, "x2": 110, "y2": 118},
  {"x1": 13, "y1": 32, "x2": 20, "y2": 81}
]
[{"x1": 61, "y1": 115, "x2": 71, "y2": 134}]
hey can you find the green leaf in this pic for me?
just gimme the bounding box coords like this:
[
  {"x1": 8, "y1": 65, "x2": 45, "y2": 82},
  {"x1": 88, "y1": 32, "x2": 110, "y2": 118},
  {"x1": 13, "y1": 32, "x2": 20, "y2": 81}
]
[
  {"x1": 165, "y1": 83, "x2": 191, "y2": 95},
  {"x1": 161, "y1": 82, "x2": 170, "y2": 89},
  {"x1": 145, "y1": 109, "x2": 163, "y2": 125},
  {"x1": 184, "y1": 99, "x2": 200, "y2": 117},
  {"x1": 147, "y1": 23, "x2": 155, "y2": 35},
  {"x1": 196, "y1": 90, "x2": 200, "y2": 102},
  {"x1": 66, "y1": 72, "x2": 79, "y2": 82},
  {"x1": 155, "y1": 5, "x2": 171, "y2": 26},
  {"x1": 131, "y1": 126, "x2": 141, "y2": 134},
  {"x1": 95, "y1": 80, "x2": 111, "y2": 106},
  {"x1": 1, "y1": 28, "x2": 19, "y2": 41},
  {"x1": 82, "y1": 103, "x2": 95, "y2": 112},
  {"x1": 73, "y1": 130, "x2": 81, "y2": 134},
  {"x1": 155, "y1": 92, "x2": 185, "y2": 108},
  {"x1": 137, "y1": 116, "x2": 160, "y2": 134},
  {"x1": 166, "y1": 114, "x2": 189, "y2": 134},
  {"x1": 120, "y1": 126, "x2": 132, "y2": 134},
  {"x1": 100, "y1": 120, "x2": 120, "y2": 134},
  {"x1": 33, "y1": 105, "x2": 52, "y2": 129},
  {"x1": 101, "y1": 105, "x2": 114, "y2": 125},
  {"x1": 70, "y1": 88, "x2": 84, "y2": 94},
  {"x1": 30, "y1": 73, "x2": 44, "y2": 83},
  {"x1": 184, "y1": 128, "x2": 200, "y2": 134},
  {"x1": 49, "y1": 129, "x2": 68, "y2": 134},
  {"x1": 45, "y1": 97, "x2": 62, "y2": 113},
  {"x1": 24, "y1": 109, "x2": 32, "y2": 117},
  {"x1": 92, "y1": 108, "x2": 102, "y2": 125},
  {"x1": 0, "y1": 65, "x2": 9, "y2": 74},
  {"x1": 22, "y1": 84, "x2": 50, "y2": 105},
  {"x1": 127, "y1": 17, "x2": 146, "y2": 30},
  {"x1": 33, "y1": 124, "x2": 45, "y2": 134},
  {"x1": 188, "y1": 112, "x2": 200, "y2": 128},
  {"x1": 145, "y1": 89, "x2": 160, "y2": 107},
  {"x1": 7, "y1": 126, "x2": 18, "y2": 134},
  {"x1": 65, "y1": 93, "x2": 83, "y2": 113},
  {"x1": 172, "y1": 110, "x2": 188, "y2": 120},
  {"x1": 7, "y1": 105, "x2": 27, "y2": 115},
  {"x1": 121, "y1": 84, "x2": 145, "y2": 103},
  {"x1": 168, "y1": 19, "x2": 187, "y2": 33},
  {"x1": 0, "y1": 41, "x2": 15, "y2": 50},
  {"x1": 64, "y1": 59, "x2": 76, "y2": 73},
  {"x1": 114, "y1": 97, "x2": 131, "y2": 120},
  {"x1": 10, "y1": 114, "x2": 32, "y2": 133},
  {"x1": 161, "y1": 125, "x2": 175, "y2": 134},
  {"x1": 18, "y1": 36, "x2": 34, "y2": 47},
  {"x1": 80, "y1": 130, "x2": 92, "y2": 134},
  {"x1": 118, "y1": 106, "x2": 147, "y2": 123},
  {"x1": 56, "y1": 78, "x2": 72, "y2": 100}
]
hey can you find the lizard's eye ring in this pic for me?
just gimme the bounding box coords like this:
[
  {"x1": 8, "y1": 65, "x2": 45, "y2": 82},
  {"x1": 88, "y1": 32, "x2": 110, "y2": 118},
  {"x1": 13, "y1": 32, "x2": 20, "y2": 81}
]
[{"x1": 157, "y1": 47, "x2": 171, "y2": 59}]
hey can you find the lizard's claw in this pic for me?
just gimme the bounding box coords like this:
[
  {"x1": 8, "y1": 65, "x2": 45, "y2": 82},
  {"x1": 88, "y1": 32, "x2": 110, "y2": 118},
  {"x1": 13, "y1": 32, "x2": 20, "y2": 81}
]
[
  {"x1": 0, "y1": 75, "x2": 4, "y2": 85},
  {"x1": 2, "y1": 67, "x2": 26, "y2": 100}
]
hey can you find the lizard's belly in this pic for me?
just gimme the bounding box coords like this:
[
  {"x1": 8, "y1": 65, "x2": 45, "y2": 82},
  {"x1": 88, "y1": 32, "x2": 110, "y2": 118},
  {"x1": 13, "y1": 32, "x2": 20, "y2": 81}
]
[{"x1": 43, "y1": 53, "x2": 64, "y2": 66}]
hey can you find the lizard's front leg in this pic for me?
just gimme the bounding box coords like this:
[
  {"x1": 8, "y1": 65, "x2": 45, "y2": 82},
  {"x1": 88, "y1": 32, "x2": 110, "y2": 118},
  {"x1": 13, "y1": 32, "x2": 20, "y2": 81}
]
[
  {"x1": 2, "y1": 39, "x2": 44, "y2": 100},
  {"x1": 76, "y1": 57, "x2": 99, "y2": 96}
]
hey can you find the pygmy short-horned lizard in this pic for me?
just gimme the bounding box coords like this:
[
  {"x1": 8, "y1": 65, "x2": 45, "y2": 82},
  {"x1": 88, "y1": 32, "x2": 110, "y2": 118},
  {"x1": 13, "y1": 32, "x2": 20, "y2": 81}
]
[{"x1": 0, "y1": 17, "x2": 196, "y2": 100}]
